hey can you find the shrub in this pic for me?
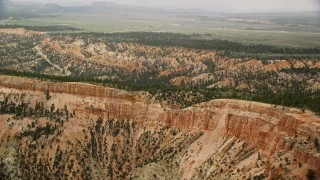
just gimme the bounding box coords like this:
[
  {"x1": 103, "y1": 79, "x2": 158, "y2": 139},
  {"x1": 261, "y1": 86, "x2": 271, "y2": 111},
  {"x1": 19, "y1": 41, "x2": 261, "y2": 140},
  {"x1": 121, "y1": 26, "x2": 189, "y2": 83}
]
[{"x1": 306, "y1": 169, "x2": 315, "y2": 180}]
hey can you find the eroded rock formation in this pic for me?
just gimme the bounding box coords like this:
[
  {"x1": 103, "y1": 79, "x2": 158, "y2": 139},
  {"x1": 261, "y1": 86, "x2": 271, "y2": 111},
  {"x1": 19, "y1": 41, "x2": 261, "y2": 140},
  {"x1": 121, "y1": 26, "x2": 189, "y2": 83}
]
[{"x1": 0, "y1": 75, "x2": 319, "y2": 179}]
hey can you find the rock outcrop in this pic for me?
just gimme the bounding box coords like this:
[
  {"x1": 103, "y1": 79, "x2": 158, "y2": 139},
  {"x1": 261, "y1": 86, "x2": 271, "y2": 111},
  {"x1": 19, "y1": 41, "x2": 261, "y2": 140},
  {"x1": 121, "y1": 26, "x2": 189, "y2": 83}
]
[{"x1": 0, "y1": 75, "x2": 319, "y2": 178}]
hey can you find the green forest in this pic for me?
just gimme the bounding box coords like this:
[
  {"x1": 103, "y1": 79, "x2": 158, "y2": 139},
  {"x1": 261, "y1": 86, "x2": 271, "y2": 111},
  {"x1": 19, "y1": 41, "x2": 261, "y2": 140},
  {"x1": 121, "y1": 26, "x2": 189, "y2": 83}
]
[
  {"x1": 53, "y1": 31, "x2": 320, "y2": 60},
  {"x1": 0, "y1": 26, "x2": 319, "y2": 114},
  {"x1": 0, "y1": 24, "x2": 80, "y2": 32},
  {"x1": 0, "y1": 68, "x2": 319, "y2": 114}
]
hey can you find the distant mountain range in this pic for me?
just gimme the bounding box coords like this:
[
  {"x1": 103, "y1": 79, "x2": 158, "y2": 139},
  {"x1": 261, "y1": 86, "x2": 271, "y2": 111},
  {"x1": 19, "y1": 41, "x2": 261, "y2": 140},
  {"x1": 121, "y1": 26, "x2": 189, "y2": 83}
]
[
  {"x1": 1, "y1": 0, "x2": 171, "y2": 18},
  {"x1": 1, "y1": 1, "x2": 62, "y2": 17},
  {"x1": 2, "y1": 0, "x2": 319, "y2": 19}
]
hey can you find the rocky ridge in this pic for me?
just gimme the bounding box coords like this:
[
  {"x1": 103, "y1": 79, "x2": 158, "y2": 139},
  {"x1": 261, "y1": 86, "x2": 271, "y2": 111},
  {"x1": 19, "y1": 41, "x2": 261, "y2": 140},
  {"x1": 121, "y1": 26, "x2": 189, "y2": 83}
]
[
  {"x1": 0, "y1": 75, "x2": 319, "y2": 179},
  {"x1": 1, "y1": 30, "x2": 320, "y2": 94}
]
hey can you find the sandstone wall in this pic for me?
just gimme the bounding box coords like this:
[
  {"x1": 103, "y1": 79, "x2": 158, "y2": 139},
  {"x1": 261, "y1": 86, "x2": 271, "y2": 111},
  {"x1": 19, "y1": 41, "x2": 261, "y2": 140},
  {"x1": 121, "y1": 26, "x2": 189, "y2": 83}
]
[
  {"x1": 0, "y1": 75, "x2": 135, "y2": 101},
  {"x1": 0, "y1": 75, "x2": 319, "y2": 174}
]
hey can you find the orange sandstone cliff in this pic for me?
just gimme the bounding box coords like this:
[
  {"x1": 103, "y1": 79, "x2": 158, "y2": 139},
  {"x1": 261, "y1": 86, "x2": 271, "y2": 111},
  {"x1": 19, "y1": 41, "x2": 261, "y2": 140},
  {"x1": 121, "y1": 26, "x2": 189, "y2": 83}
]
[{"x1": 0, "y1": 75, "x2": 319, "y2": 179}]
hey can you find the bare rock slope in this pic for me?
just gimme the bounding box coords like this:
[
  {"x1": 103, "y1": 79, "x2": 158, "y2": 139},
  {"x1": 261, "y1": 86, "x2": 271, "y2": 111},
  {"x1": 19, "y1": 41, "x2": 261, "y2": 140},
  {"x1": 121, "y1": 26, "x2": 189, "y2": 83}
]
[{"x1": 0, "y1": 75, "x2": 319, "y2": 179}]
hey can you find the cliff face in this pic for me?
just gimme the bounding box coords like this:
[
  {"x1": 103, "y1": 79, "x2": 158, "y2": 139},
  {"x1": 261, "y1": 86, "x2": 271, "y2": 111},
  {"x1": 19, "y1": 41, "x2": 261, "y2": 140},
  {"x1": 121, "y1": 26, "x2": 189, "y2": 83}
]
[
  {"x1": 0, "y1": 75, "x2": 135, "y2": 100},
  {"x1": 0, "y1": 75, "x2": 319, "y2": 179}
]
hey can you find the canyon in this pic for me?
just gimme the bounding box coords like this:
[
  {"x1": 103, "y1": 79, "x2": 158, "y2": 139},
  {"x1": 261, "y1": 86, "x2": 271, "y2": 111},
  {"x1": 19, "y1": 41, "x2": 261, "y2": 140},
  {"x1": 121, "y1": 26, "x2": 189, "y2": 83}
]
[
  {"x1": 0, "y1": 75, "x2": 319, "y2": 179},
  {"x1": 2, "y1": 28, "x2": 320, "y2": 113},
  {"x1": 1, "y1": 4, "x2": 320, "y2": 179},
  {"x1": 1, "y1": 29, "x2": 320, "y2": 93}
]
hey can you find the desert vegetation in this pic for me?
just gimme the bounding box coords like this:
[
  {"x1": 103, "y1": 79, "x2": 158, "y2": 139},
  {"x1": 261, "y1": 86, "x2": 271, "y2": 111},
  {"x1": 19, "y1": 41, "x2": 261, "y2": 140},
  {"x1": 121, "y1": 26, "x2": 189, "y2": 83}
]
[
  {"x1": 0, "y1": 1, "x2": 319, "y2": 178},
  {"x1": 0, "y1": 29, "x2": 320, "y2": 113}
]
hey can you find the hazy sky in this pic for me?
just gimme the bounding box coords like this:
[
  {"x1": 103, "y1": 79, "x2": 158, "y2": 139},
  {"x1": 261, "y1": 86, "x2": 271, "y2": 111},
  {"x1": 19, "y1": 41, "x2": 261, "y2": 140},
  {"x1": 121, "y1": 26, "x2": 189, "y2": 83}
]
[{"x1": 13, "y1": 0, "x2": 320, "y2": 13}]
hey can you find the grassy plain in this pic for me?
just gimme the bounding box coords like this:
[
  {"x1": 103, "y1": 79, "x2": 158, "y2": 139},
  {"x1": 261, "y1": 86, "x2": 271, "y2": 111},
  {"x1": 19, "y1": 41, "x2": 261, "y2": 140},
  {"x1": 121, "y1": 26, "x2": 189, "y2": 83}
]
[{"x1": 4, "y1": 11, "x2": 320, "y2": 48}]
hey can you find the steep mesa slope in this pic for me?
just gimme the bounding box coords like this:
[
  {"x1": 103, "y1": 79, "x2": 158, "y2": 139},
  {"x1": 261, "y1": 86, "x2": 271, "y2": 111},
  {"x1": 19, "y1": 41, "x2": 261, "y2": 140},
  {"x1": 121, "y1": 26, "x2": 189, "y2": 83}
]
[{"x1": 0, "y1": 75, "x2": 319, "y2": 179}]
